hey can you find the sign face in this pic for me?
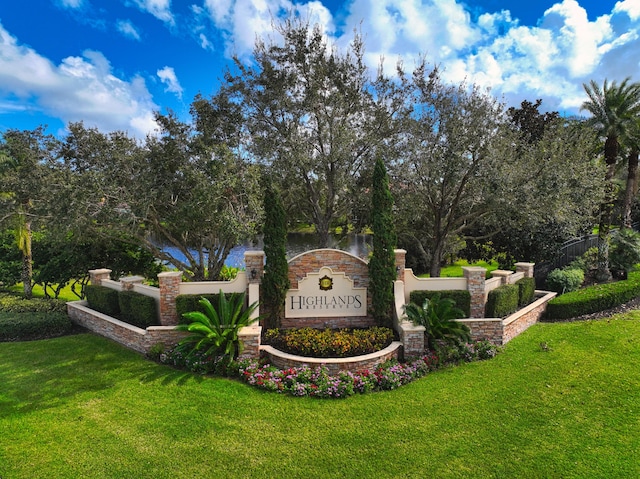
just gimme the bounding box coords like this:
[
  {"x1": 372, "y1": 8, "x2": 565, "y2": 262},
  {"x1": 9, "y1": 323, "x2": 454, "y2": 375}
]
[{"x1": 285, "y1": 266, "x2": 367, "y2": 318}]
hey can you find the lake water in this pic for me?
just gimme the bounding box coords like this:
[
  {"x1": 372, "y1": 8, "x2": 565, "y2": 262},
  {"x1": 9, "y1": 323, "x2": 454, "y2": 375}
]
[{"x1": 163, "y1": 232, "x2": 373, "y2": 269}]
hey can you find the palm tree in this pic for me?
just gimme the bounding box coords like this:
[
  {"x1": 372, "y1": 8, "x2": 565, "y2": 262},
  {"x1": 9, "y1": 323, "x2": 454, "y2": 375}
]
[
  {"x1": 0, "y1": 128, "x2": 56, "y2": 298},
  {"x1": 622, "y1": 118, "x2": 640, "y2": 228},
  {"x1": 581, "y1": 78, "x2": 640, "y2": 282}
]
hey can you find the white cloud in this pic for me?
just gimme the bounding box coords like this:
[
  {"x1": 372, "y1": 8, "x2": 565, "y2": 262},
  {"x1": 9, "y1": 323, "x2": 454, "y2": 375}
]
[
  {"x1": 117, "y1": 19, "x2": 142, "y2": 41},
  {"x1": 199, "y1": 33, "x2": 212, "y2": 50},
  {"x1": 203, "y1": 0, "x2": 333, "y2": 58},
  {"x1": 58, "y1": 0, "x2": 84, "y2": 8},
  {"x1": 197, "y1": 0, "x2": 640, "y2": 115},
  {"x1": 614, "y1": 0, "x2": 640, "y2": 21},
  {"x1": 157, "y1": 66, "x2": 183, "y2": 99},
  {"x1": 0, "y1": 23, "x2": 159, "y2": 137},
  {"x1": 133, "y1": 0, "x2": 175, "y2": 26}
]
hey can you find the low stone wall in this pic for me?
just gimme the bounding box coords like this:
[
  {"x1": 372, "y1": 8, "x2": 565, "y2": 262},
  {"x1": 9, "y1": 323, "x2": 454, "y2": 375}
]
[
  {"x1": 502, "y1": 291, "x2": 556, "y2": 344},
  {"x1": 457, "y1": 290, "x2": 556, "y2": 345},
  {"x1": 261, "y1": 341, "x2": 403, "y2": 374},
  {"x1": 67, "y1": 300, "x2": 262, "y2": 357},
  {"x1": 281, "y1": 316, "x2": 376, "y2": 329}
]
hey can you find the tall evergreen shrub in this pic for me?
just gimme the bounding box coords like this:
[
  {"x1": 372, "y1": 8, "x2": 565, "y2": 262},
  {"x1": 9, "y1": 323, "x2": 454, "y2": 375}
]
[
  {"x1": 261, "y1": 182, "x2": 289, "y2": 329},
  {"x1": 368, "y1": 157, "x2": 397, "y2": 328}
]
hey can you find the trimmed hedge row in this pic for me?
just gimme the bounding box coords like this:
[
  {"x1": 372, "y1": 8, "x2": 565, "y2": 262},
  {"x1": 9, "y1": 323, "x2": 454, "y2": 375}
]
[
  {"x1": 409, "y1": 290, "x2": 471, "y2": 318},
  {"x1": 85, "y1": 285, "x2": 158, "y2": 327},
  {"x1": 118, "y1": 290, "x2": 158, "y2": 328},
  {"x1": 0, "y1": 293, "x2": 67, "y2": 314},
  {"x1": 0, "y1": 311, "x2": 73, "y2": 341},
  {"x1": 85, "y1": 285, "x2": 120, "y2": 316},
  {"x1": 485, "y1": 284, "x2": 519, "y2": 318},
  {"x1": 516, "y1": 277, "x2": 536, "y2": 306},
  {"x1": 175, "y1": 293, "x2": 239, "y2": 322},
  {"x1": 544, "y1": 271, "x2": 640, "y2": 320}
]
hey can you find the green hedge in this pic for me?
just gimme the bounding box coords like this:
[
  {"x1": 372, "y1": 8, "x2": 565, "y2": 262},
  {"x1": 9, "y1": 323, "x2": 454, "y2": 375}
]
[
  {"x1": 409, "y1": 290, "x2": 471, "y2": 318},
  {"x1": 545, "y1": 268, "x2": 584, "y2": 294},
  {"x1": 0, "y1": 311, "x2": 73, "y2": 341},
  {"x1": 0, "y1": 293, "x2": 67, "y2": 314},
  {"x1": 175, "y1": 292, "x2": 239, "y2": 323},
  {"x1": 544, "y1": 271, "x2": 640, "y2": 320},
  {"x1": 485, "y1": 284, "x2": 519, "y2": 318},
  {"x1": 516, "y1": 277, "x2": 536, "y2": 307},
  {"x1": 118, "y1": 290, "x2": 158, "y2": 328},
  {"x1": 85, "y1": 285, "x2": 120, "y2": 317}
]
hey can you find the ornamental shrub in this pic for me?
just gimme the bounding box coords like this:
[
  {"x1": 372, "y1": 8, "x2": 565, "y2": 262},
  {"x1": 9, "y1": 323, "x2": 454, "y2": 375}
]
[
  {"x1": 545, "y1": 268, "x2": 584, "y2": 294},
  {"x1": 610, "y1": 228, "x2": 640, "y2": 278},
  {"x1": 0, "y1": 311, "x2": 72, "y2": 341},
  {"x1": 516, "y1": 277, "x2": 536, "y2": 306},
  {"x1": 409, "y1": 290, "x2": 471, "y2": 318},
  {"x1": 368, "y1": 157, "x2": 398, "y2": 328},
  {"x1": 568, "y1": 247, "x2": 598, "y2": 273},
  {"x1": 264, "y1": 327, "x2": 394, "y2": 358},
  {"x1": 404, "y1": 294, "x2": 470, "y2": 350},
  {"x1": 261, "y1": 182, "x2": 290, "y2": 329},
  {"x1": 176, "y1": 293, "x2": 235, "y2": 321},
  {"x1": 0, "y1": 293, "x2": 67, "y2": 314},
  {"x1": 544, "y1": 270, "x2": 640, "y2": 320},
  {"x1": 85, "y1": 285, "x2": 120, "y2": 316},
  {"x1": 485, "y1": 284, "x2": 519, "y2": 318},
  {"x1": 118, "y1": 290, "x2": 158, "y2": 328},
  {"x1": 176, "y1": 291, "x2": 259, "y2": 367}
]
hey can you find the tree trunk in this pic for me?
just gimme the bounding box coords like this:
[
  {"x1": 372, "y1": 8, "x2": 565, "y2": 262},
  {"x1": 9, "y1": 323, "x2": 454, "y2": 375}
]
[
  {"x1": 21, "y1": 220, "x2": 33, "y2": 299},
  {"x1": 428, "y1": 238, "x2": 445, "y2": 278},
  {"x1": 622, "y1": 149, "x2": 639, "y2": 228},
  {"x1": 596, "y1": 140, "x2": 618, "y2": 283}
]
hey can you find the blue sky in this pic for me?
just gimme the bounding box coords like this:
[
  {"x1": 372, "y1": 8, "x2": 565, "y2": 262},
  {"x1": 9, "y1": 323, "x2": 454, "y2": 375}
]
[{"x1": 0, "y1": 0, "x2": 638, "y2": 138}]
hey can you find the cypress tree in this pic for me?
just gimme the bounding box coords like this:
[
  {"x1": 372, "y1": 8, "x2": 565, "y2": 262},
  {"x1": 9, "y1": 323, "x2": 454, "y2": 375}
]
[
  {"x1": 261, "y1": 182, "x2": 290, "y2": 329},
  {"x1": 368, "y1": 157, "x2": 397, "y2": 328}
]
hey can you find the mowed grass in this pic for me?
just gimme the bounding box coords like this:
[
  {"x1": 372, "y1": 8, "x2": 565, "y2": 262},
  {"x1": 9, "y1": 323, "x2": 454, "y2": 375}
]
[
  {"x1": 420, "y1": 259, "x2": 500, "y2": 278},
  {"x1": 2, "y1": 315, "x2": 640, "y2": 478},
  {"x1": 6, "y1": 282, "x2": 81, "y2": 302}
]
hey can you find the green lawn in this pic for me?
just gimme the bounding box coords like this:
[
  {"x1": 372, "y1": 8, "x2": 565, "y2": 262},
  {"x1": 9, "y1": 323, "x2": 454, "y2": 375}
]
[
  {"x1": 1, "y1": 316, "x2": 640, "y2": 478},
  {"x1": 6, "y1": 282, "x2": 81, "y2": 302},
  {"x1": 421, "y1": 259, "x2": 500, "y2": 277}
]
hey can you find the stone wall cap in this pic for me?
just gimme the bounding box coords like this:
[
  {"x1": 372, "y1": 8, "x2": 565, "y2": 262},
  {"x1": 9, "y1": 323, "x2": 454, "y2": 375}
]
[
  {"x1": 120, "y1": 275, "x2": 145, "y2": 283},
  {"x1": 158, "y1": 271, "x2": 183, "y2": 278},
  {"x1": 491, "y1": 270, "x2": 513, "y2": 277},
  {"x1": 89, "y1": 268, "x2": 112, "y2": 274}
]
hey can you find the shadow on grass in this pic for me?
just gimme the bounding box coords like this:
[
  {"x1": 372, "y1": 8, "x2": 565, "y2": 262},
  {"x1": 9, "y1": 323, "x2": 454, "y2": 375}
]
[{"x1": 0, "y1": 333, "x2": 204, "y2": 415}]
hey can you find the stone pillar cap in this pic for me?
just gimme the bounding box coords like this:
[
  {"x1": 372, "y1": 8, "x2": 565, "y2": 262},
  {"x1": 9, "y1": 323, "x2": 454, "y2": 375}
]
[
  {"x1": 120, "y1": 275, "x2": 145, "y2": 283},
  {"x1": 158, "y1": 271, "x2": 183, "y2": 278}
]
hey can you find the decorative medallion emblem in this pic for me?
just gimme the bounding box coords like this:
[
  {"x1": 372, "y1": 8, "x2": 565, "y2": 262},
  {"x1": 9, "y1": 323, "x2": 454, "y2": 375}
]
[{"x1": 319, "y1": 275, "x2": 333, "y2": 291}]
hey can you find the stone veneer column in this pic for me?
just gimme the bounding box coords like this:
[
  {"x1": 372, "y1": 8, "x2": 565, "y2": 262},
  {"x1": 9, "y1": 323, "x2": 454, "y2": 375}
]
[
  {"x1": 244, "y1": 251, "x2": 265, "y2": 323},
  {"x1": 463, "y1": 266, "x2": 487, "y2": 318},
  {"x1": 89, "y1": 268, "x2": 112, "y2": 286},
  {"x1": 491, "y1": 270, "x2": 513, "y2": 285},
  {"x1": 244, "y1": 251, "x2": 265, "y2": 285},
  {"x1": 515, "y1": 262, "x2": 535, "y2": 278},
  {"x1": 120, "y1": 275, "x2": 145, "y2": 291},
  {"x1": 394, "y1": 249, "x2": 407, "y2": 282},
  {"x1": 158, "y1": 271, "x2": 182, "y2": 326}
]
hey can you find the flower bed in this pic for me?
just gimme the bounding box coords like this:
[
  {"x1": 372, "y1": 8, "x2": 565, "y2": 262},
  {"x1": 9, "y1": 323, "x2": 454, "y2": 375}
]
[
  {"x1": 263, "y1": 327, "x2": 395, "y2": 358},
  {"x1": 261, "y1": 341, "x2": 403, "y2": 374},
  {"x1": 232, "y1": 353, "x2": 440, "y2": 398}
]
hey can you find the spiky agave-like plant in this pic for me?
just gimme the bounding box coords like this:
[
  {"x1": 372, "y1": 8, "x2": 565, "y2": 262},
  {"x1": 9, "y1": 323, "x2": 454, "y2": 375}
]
[
  {"x1": 176, "y1": 290, "x2": 259, "y2": 366},
  {"x1": 404, "y1": 294, "x2": 470, "y2": 350}
]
